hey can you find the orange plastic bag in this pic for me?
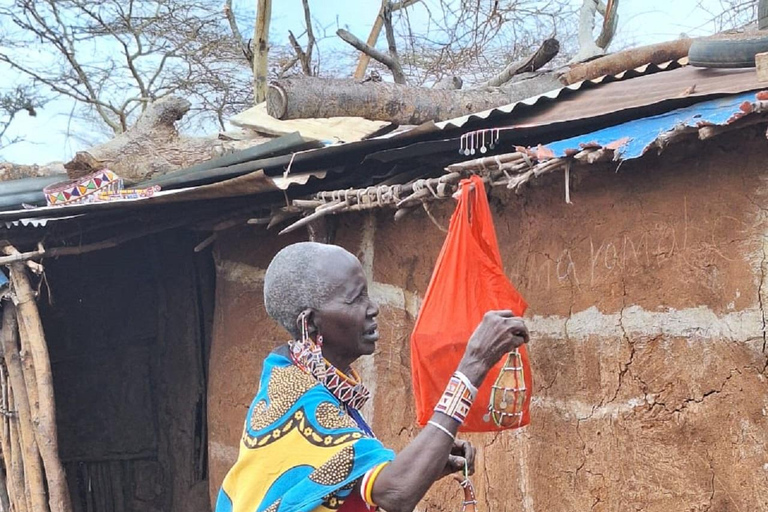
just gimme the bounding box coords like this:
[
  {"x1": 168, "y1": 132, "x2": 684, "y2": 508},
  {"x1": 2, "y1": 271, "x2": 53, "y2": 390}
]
[{"x1": 410, "y1": 175, "x2": 532, "y2": 432}]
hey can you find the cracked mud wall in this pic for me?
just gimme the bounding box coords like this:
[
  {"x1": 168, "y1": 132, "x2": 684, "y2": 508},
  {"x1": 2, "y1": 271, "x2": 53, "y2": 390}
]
[{"x1": 208, "y1": 128, "x2": 768, "y2": 511}]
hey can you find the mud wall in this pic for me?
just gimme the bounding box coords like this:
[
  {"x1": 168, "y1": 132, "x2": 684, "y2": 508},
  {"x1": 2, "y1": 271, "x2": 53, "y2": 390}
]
[{"x1": 208, "y1": 128, "x2": 768, "y2": 512}]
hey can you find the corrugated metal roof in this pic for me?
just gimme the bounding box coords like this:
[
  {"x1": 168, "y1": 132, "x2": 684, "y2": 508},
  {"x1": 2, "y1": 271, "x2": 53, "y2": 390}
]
[
  {"x1": 433, "y1": 59, "x2": 766, "y2": 136},
  {"x1": 433, "y1": 58, "x2": 689, "y2": 130},
  {"x1": 3, "y1": 216, "x2": 78, "y2": 229},
  {"x1": 0, "y1": 168, "x2": 329, "y2": 221},
  {"x1": 1, "y1": 58, "x2": 766, "y2": 226}
]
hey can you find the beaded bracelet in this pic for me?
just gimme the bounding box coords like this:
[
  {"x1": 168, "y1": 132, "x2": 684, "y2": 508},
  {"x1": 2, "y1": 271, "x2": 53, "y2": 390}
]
[
  {"x1": 360, "y1": 462, "x2": 389, "y2": 507},
  {"x1": 434, "y1": 371, "x2": 477, "y2": 424},
  {"x1": 453, "y1": 370, "x2": 478, "y2": 397},
  {"x1": 427, "y1": 420, "x2": 455, "y2": 441}
]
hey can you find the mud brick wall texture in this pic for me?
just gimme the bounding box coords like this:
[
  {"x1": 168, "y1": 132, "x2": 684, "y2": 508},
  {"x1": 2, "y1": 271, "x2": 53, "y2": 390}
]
[{"x1": 208, "y1": 130, "x2": 768, "y2": 512}]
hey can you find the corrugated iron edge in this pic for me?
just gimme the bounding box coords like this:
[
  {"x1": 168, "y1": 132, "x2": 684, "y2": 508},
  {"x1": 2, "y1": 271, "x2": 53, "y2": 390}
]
[{"x1": 432, "y1": 58, "x2": 688, "y2": 130}]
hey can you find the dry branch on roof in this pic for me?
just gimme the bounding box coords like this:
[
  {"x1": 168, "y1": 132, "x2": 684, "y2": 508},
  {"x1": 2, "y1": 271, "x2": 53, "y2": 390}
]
[
  {"x1": 267, "y1": 77, "x2": 520, "y2": 125},
  {"x1": 560, "y1": 38, "x2": 693, "y2": 85},
  {"x1": 63, "y1": 96, "x2": 269, "y2": 184},
  {"x1": 473, "y1": 38, "x2": 561, "y2": 89}
]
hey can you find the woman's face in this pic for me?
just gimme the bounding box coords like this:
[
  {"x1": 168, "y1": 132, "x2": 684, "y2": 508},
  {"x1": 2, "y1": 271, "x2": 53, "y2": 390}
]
[{"x1": 311, "y1": 252, "x2": 380, "y2": 370}]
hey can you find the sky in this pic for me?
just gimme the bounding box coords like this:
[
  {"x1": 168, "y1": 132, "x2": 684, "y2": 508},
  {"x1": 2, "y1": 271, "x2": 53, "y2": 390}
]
[{"x1": 0, "y1": 0, "x2": 748, "y2": 165}]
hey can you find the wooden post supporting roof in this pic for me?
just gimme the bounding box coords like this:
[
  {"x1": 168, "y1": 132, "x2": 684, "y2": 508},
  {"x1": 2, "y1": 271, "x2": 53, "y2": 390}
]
[
  {"x1": 8, "y1": 263, "x2": 72, "y2": 512},
  {"x1": 0, "y1": 304, "x2": 46, "y2": 512},
  {"x1": 253, "y1": 0, "x2": 272, "y2": 103}
]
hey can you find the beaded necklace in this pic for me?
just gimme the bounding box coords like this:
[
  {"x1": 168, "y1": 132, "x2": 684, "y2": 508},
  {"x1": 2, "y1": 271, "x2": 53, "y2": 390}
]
[{"x1": 288, "y1": 337, "x2": 373, "y2": 433}]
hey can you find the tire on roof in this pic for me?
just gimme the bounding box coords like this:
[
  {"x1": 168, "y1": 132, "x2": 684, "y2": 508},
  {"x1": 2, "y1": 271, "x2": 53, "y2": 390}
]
[{"x1": 689, "y1": 31, "x2": 768, "y2": 68}]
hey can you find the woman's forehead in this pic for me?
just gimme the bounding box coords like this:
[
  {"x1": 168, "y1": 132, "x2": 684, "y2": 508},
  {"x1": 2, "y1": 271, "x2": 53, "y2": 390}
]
[{"x1": 319, "y1": 254, "x2": 366, "y2": 293}]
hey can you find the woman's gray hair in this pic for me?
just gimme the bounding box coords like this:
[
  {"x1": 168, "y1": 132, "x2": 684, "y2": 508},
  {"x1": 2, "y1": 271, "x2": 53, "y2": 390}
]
[{"x1": 263, "y1": 242, "x2": 353, "y2": 338}]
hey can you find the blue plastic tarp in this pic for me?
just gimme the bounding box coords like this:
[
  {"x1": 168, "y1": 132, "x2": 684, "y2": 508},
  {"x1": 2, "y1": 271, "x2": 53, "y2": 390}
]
[{"x1": 539, "y1": 91, "x2": 759, "y2": 160}]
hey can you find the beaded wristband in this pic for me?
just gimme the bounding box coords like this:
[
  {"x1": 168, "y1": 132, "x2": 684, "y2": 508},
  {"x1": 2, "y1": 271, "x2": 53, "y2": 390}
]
[
  {"x1": 360, "y1": 462, "x2": 389, "y2": 507},
  {"x1": 434, "y1": 372, "x2": 476, "y2": 424},
  {"x1": 453, "y1": 370, "x2": 478, "y2": 398}
]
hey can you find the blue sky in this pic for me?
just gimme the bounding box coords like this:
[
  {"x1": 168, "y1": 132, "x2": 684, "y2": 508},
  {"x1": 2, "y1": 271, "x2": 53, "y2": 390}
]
[{"x1": 0, "y1": 0, "x2": 746, "y2": 165}]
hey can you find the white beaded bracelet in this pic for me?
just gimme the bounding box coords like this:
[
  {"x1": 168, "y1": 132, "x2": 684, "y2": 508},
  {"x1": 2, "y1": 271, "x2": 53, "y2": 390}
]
[
  {"x1": 453, "y1": 370, "x2": 479, "y2": 398},
  {"x1": 427, "y1": 420, "x2": 455, "y2": 441}
]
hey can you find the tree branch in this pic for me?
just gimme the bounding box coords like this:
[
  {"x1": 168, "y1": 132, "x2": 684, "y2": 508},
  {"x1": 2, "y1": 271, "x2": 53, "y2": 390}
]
[
  {"x1": 352, "y1": 0, "x2": 421, "y2": 79},
  {"x1": 382, "y1": 1, "x2": 407, "y2": 84},
  {"x1": 337, "y1": 29, "x2": 398, "y2": 74},
  {"x1": 473, "y1": 37, "x2": 560, "y2": 89},
  {"x1": 288, "y1": 30, "x2": 310, "y2": 76},
  {"x1": 224, "y1": 0, "x2": 253, "y2": 65},
  {"x1": 595, "y1": 0, "x2": 619, "y2": 50},
  {"x1": 278, "y1": 56, "x2": 300, "y2": 78},
  {"x1": 301, "y1": 0, "x2": 315, "y2": 75}
]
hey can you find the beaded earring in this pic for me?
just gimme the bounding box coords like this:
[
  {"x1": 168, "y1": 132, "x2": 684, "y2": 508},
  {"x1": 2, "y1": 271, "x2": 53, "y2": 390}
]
[{"x1": 299, "y1": 311, "x2": 326, "y2": 379}]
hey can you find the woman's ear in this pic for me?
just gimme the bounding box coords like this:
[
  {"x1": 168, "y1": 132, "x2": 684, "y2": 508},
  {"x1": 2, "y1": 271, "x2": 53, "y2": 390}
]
[{"x1": 297, "y1": 308, "x2": 318, "y2": 338}]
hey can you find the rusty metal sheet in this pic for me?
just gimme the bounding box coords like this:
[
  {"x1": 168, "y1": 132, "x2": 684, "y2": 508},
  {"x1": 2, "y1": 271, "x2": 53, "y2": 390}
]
[
  {"x1": 510, "y1": 66, "x2": 765, "y2": 129},
  {"x1": 433, "y1": 59, "x2": 688, "y2": 130},
  {"x1": 435, "y1": 62, "x2": 765, "y2": 133}
]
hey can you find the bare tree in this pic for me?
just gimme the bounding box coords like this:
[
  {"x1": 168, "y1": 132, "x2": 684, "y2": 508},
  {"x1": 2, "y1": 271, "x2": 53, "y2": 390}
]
[
  {"x1": 380, "y1": 0, "x2": 577, "y2": 86},
  {"x1": 0, "y1": 86, "x2": 41, "y2": 152},
  {"x1": 698, "y1": 0, "x2": 759, "y2": 31},
  {"x1": 0, "y1": 0, "x2": 251, "y2": 137}
]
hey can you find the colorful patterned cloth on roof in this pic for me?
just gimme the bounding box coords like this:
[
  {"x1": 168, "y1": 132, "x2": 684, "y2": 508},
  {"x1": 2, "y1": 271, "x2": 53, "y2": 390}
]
[{"x1": 215, "y1": 348, "x2": 394, "y2": 512}]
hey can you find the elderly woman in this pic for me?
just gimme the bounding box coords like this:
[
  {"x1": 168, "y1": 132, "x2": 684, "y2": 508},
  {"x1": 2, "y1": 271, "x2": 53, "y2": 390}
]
[{"x1": 216, "y1": 242, "x2": 529, "y2": 512}]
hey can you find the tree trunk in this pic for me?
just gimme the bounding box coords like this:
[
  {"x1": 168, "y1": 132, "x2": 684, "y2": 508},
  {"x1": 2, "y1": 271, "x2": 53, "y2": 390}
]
[
  {"x1": 267, "y1": 77, "x2": 516, "y2": 124},
  {"x1": 8, "y1": 266, "x2": 71, "y2": 512},
  {"x1": 253, "y1": 0, "x2": 272, "y2": 103},
  {"x1": 63, "y1": 96, "x2": 260, "y2": 184},
  {"x1": 560, "y1": 38, "x2": 693, "y2": 85},
  {"x1": 0, "y1": 305, "x2": 46, "y2": 512}
]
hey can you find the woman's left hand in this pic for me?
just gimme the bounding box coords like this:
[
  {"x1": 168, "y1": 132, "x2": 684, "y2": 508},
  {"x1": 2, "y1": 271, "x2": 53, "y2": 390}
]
[{"x1": 440, "y1": 438, "x2": 476, "y2": 478}]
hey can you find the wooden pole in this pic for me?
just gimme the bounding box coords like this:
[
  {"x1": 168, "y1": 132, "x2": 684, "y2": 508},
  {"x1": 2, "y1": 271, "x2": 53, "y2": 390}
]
[
  {"x1": 0, "y1": 461, "x2": 10, "y2": 512},
  {"x1": 8, "y1": 265, "x2": 71, "y2": 512},
  {"x1": 0, "y1": 305, "x2": 46, "y2": 512},
  {"x1": 0, "y1": 366, "x2": 25, "y2": 512},
  {"x1": 7, "y1": 394, "x2": 30, "y2": 512},
  {"x1": 253, "y1": 0, "x2": 272, "y2": 103},
  {"x1": 353, "y1": 3, "x2": 386, "y2": 80}
]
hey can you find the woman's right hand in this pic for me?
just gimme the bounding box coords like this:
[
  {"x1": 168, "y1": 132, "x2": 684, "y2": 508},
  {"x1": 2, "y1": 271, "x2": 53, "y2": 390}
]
[{"x1": 456, "y1": 310, "x2": 530, "y2": 387}]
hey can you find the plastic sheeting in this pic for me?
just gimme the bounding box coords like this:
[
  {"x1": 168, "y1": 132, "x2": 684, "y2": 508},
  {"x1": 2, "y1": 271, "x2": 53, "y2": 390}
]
[{"x1": 538, "y1": 91, "x2": 761, "y2": 160}]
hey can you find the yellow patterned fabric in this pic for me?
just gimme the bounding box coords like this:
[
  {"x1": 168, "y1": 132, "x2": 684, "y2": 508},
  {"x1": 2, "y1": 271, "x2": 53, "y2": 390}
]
[{"x1": 216, "y1": 349, "x2": 394, "y2": 512}]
